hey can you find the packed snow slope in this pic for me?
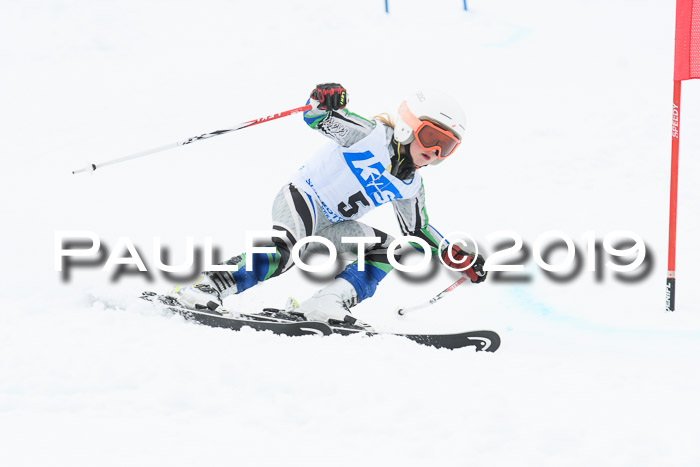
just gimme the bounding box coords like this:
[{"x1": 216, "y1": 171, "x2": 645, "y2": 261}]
[{"x1": 2, "y1": 0, "x2": 700, "y2": 465}]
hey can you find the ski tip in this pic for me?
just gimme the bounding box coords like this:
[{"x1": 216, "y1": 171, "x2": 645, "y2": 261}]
[{"x1": 475, "y1": 331, "x2": 501, "y2": 352}]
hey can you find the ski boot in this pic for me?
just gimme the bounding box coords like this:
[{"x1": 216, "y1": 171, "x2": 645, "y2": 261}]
[
  {"x1": 173, "y1": 275, "x2": 224, "y2": 313},
  {"x1": 295, "y1": 278, "x2": 375, "y2": 331}
]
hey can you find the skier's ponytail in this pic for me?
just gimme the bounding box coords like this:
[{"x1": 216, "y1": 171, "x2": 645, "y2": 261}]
[{"x1": 373, "y1": 113, "x2": 395, "y2": 128}]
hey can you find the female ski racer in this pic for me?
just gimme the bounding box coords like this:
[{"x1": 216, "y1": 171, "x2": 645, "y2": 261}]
[{"x1": 173, "y1": 83, "x2": 487, "y2": 327}]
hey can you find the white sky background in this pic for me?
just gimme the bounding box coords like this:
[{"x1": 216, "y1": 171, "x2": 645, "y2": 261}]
[{"x1": 1, "y1": 0, "x2": 700, "y2": 465}]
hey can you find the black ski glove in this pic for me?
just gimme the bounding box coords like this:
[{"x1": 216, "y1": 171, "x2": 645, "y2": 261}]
[
  {"x1": 310, "y1": 83, "x2": 348, "y2": 111},
  {"x1": 441, "y1": 244, "x2": 488, "y2": 284}
]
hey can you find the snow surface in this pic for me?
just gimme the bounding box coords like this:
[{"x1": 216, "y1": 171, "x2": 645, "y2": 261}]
[{"x1": 2, "y1": 0, "x2": 700, "y2": 465}]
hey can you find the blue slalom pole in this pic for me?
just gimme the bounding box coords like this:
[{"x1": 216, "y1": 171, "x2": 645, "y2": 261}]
[{"x1": 385, "y1": 0, "x2": 389, "y2": 13}]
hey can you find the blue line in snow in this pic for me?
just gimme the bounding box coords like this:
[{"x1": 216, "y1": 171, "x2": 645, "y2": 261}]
[{"x1": 508, "y1": 284, "x2": 700, "y2": 340}]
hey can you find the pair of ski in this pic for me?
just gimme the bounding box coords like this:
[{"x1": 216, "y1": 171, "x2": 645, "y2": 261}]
[{"x1": 140, "y1": 292, "x2": 501, "y2": 352}]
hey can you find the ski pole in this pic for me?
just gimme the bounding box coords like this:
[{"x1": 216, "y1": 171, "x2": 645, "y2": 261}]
[
  {"x1": 71, "y1": 104, "x2": 313, "y2": 175},
  {"x1": 396, "y1": 276, "x2": 468, "y2": 316}
]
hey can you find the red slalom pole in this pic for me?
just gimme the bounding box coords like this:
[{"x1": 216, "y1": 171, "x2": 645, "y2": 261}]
[
  {"x1": 667, "y1": 80, "x2": 681, "y2": 312},
  {"x1": 72, "y1": 104, "x2": 312, "y2": 175}
]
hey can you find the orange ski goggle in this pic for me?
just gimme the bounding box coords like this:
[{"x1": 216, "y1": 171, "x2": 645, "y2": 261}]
[{"x1": 398, "y1": 101, "x2": 461, "y2": 159}]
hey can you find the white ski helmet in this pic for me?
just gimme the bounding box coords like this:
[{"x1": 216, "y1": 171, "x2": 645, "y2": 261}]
[{"x1": 394, "y1": 89, "x2": 467, "y2": 164}]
